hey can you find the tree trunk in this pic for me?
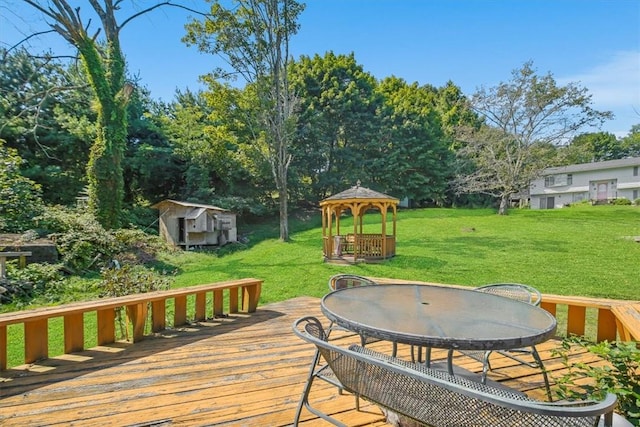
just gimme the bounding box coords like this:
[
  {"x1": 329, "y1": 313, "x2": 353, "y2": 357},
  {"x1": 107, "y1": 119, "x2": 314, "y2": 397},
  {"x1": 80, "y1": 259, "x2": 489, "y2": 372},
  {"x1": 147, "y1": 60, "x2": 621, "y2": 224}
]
[{"x1": 498, "y1": 194, "x2": 509, "y2": 215}]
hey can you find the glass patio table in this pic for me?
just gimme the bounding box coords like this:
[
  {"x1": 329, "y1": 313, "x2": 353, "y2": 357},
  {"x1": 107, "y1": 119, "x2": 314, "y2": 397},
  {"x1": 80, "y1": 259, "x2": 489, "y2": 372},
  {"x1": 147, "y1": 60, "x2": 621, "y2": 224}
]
[{"x1": 321, "y1": 283, "x2": 557, "y2": 374}]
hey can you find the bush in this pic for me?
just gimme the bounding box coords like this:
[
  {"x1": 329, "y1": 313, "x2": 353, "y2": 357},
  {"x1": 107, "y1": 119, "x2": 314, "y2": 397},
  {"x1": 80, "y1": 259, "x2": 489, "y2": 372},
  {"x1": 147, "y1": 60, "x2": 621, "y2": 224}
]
[
  {"x1": 99, "y1": 263, "x2": 174, "y2": 340},
  {"x1": 36, "y1": 205, "x2": 122, "y2": 272},
  {"x1": 634, "y1": 198, "x2": 640, "y2": 206},
  {"x1": 552, "y1": 336, "x2": 640, "y2": 425},
  {"x1": 1, "y1": 262, "x2": 66, "y2": 305},
  {"x1": 0, "y1": 140, "x2": 44, "y2": 232},
  {"x1": 612, "y1": 198, "x2": 632, "y2": 205}
]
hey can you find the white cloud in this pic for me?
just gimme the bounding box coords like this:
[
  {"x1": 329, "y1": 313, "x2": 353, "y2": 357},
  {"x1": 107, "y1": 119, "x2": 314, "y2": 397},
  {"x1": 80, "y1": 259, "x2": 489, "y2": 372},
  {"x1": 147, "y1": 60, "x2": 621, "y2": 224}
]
[{"x1": 559, "y1": 51, "x2": 640, "y2": 137}]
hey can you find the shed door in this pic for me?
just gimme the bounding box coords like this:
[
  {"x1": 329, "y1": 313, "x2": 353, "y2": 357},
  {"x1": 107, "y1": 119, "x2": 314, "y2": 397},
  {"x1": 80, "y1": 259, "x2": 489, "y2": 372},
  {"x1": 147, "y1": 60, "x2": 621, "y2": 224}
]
[{"x1": 178, "y1": 218, "x2": 185, "y2": 243}]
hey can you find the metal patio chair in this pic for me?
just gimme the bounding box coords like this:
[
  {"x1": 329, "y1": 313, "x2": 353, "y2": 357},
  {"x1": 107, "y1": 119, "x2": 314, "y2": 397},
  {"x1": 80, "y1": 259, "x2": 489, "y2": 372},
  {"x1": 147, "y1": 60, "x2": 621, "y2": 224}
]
[
  {"x1": 453, "y1": 283, "x2": 553, "y2": 401},
  {"x1": 326, "y1": 274, "x2": 397, "y2": 354}
]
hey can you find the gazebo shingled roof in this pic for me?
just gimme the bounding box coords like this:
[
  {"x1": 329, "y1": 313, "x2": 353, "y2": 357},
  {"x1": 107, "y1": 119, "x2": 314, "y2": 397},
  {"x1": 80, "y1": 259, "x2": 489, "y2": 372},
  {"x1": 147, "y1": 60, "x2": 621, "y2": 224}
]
[{"x1": 321, "y1": 185, "x2": 399, "y2": 203}]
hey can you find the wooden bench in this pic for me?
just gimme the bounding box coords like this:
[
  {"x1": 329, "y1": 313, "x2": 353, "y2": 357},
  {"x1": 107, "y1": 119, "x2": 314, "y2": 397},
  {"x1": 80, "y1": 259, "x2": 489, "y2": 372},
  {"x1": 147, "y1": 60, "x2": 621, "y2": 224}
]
[
  {"x1": 0, "y1": 278, "x2": 262, "y2": 370},
  {"x1": 611, "y1": 302, "x2": 640, "y2": 342},
  {"x1": 293, "y1": 316, "x2": 620, "y2": 427}
]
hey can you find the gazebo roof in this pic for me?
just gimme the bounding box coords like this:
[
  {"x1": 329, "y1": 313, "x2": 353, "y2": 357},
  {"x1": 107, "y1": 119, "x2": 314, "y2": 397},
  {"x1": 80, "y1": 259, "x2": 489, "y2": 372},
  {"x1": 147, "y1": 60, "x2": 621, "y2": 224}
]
[{"x1": 320, "y1": 183, "x2": 399, "y2": 205}]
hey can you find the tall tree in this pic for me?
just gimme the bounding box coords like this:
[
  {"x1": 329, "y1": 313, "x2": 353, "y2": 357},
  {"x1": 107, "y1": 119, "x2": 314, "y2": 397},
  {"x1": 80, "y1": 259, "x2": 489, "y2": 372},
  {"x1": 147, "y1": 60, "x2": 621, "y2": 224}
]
[
  {"x1": 0, "y1": 140, "x2": 44, "y2": 233},
  {"x1": 561, "y1": 132, "x2": 622, "y2": 164},
  {"x1": 289, "y1": 52, "x2": 382, "y2": 202},
  {"x1": 0, "y1": 47, "x2": 93, "y2": 205},
  {"x1": 454, "y1": 61, "x2": 613, "y2": 214},
  {"x1": 376, "y1": 77, "x2": 453, "y2": 206},
  {"x1": 184, "y1": 0, "x2": 304, "y2": 241},
  {"x1": 19, "y1": 1, "x2": 195, "y2": 229}
]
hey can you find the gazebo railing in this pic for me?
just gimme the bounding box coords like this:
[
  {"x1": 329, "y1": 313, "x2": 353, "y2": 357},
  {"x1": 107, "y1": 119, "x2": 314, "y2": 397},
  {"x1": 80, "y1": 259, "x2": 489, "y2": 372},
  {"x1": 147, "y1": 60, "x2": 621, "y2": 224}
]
[{"x1": 324, "y1": 234, "x2": 395, "y2": 260}]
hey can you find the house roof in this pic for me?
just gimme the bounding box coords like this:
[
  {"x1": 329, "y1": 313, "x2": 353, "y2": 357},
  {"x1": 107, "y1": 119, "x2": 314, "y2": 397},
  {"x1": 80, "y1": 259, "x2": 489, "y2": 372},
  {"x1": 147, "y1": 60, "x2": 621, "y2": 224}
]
[
  {"x1": 543, "y1": 157, "x2": 640, "y2": 175},
  {"x1": 151, "y1": 199, "x2": 230, "y2": 212}
]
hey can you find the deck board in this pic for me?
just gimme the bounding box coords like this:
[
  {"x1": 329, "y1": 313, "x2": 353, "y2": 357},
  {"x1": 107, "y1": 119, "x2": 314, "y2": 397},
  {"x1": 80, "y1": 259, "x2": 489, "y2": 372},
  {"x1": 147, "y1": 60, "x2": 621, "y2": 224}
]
[{"x1": 0, "y1": 296, "x2": 599, "y2": 426}]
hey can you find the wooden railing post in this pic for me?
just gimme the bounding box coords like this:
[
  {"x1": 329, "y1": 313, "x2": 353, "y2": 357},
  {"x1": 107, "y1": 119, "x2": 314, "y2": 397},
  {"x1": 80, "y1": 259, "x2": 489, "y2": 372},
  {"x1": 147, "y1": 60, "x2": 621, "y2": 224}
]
[
  {"x1": 24, "y1": 318, "x2": 48, "y2": 364},
  {"x1": 0, "y1": 325, "x2": 6, "y2": 371},
  {"x1": 242, "y1": 283, "x2": 261, "y2": 313},
  {"x1": 97, "y1": 308, "x2": 116, "y2": 346},
  {"x1": 64, "y1": 313, "x2": 84, "y2": 354},
  {"x1": 174, "y1": 296, "x2": 187, "y2": 326}
]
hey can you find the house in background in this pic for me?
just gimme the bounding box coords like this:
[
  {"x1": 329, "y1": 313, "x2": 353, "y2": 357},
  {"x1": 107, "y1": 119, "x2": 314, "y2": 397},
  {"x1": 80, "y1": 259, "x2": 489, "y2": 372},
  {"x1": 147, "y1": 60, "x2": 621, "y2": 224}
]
[
  {"x1": 151, "y1": 200, "x2": 237, "y2": 249},
  {"x1": 529, "y1": 157, "x2": 640, "y2": 209}
]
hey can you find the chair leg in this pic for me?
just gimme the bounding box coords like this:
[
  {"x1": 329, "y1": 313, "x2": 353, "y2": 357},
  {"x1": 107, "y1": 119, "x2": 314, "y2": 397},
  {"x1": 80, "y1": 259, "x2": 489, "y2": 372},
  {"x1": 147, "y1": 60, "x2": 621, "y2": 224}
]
[
  {"x1": 480, "y1": 351, "x2": 492, "y2": 384},
  {"x1": 294, "y1": 348, "x2": 347, "y2": 427},
  {"x1": 530, "y1": 346, "x2": 552, "y2": 401}
]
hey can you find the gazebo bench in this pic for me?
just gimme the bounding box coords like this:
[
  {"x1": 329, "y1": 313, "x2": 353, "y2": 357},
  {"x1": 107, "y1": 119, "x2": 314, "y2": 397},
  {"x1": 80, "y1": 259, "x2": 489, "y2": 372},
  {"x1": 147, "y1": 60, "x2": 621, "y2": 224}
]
[{"x1": 293, "y1": 316, "x2": 621, "y2": 427}]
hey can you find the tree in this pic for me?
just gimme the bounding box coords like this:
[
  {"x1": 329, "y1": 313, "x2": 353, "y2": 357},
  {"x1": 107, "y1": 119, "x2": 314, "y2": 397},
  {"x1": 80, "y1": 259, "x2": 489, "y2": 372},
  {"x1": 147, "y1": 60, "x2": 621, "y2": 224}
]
[
  {"x1": 561, "y1": 132, "x2": 622, "y2": 164},
  {"x1": 454, "y1": 62, "x2": 613, "y2": 214},
  {"x1": 376, "y1": 76, "x2": 453, "y2": 206},
  {"x1": 620, "y1": 124, "x2": 640, "y2": 158},
  {"x1": 184, "y1": 0, "x2": 304, "y2": 241},
  {"x1": 0, "y1": 47, "x2": 93, "y2": 205},
  {"x1": 289, "y1": 52, "x2": 382, "y2": 202},
  {"x1": 19, "y1": 1, "x2": 198, "y2": 229},
  {"x1": 0, "y1": 140, "x2": 44, "y2": 232}
]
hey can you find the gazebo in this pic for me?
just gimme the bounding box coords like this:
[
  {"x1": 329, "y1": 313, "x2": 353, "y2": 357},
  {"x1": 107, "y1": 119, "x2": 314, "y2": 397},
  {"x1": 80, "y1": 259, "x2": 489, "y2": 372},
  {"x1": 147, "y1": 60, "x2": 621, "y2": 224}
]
[{"x1": 320, "y1": 182, "x2": 399, "y2": 264}]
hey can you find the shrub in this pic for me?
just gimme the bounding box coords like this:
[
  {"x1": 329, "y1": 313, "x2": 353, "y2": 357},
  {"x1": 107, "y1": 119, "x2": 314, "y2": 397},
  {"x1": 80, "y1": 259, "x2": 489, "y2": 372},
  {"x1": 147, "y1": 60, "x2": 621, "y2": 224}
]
[
  {"x1": 99, "y1": 263, "x2": 174, "y2": 340},
  {"x1": 552, "y1": 336, "x2": 640, "y2": 425},
  {"x1": 36, "y1": 205, "x2": 122, "y2": 272},
  {"x1": 1, "y1": 262, "x2": 66, "y2": 305},
  {"x1": 634, "y1": 198, "x2": 640, "y2": 206},
  {"x1": 612, "y1": 198, "x2": 632, "y2": 205},
  {"x1": 0, "y1": 141, "x2": 44, "y2": 232}
]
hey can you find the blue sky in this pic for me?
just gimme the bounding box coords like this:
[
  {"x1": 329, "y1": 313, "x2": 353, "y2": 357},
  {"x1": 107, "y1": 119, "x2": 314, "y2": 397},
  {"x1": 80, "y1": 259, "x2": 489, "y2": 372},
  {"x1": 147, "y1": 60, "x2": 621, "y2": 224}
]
[{"x1": 1, "y1": 0, "x2": 639, "y2": 137}]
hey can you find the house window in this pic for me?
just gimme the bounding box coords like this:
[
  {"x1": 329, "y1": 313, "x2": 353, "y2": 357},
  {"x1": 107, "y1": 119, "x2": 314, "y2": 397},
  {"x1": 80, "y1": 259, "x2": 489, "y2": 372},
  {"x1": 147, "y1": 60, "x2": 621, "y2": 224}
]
[
  {"x1": 544, "y1": 176, "x2": 555, "y2": 187},
  {"x1": 634, "y1": 166, "x2": 639, "y2": 176},
  {"x1": 567, "y1": 174, "x2": 572, "y2": 185},
  {"x1": 634, "y1": 190, "x2": 639, "y2": 200}
]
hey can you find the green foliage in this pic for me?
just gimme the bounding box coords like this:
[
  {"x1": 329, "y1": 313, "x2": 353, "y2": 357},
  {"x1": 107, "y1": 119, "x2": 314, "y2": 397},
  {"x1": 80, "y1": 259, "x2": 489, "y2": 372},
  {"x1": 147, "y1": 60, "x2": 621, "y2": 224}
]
[
  {"x1": 612, "y1": 198, "x2": 632, "y2": 205},
  {"x1": 0, "y1": 140, "x2": 44, "y2": 232},
  {"x1": 454, "y1": 61, "x2": 613, "y2": 215},
  {"x1": 561, "y1": 132, "x2": 624, "y2": 164},
  {"x1": 0, "y1": 48, "x2": 92, "y2": 205},
  {"x1": 99, "y1": 264, "x2": 172, "y2": 298},
  {"x1": 99, "y1": 263, "x2": 173, "y2": 340},
  {"x1": 552, "y1": 336, "x2": 640, "y2": 425},
  {"x1": 1, "y1": 262, "x2": 66, "y2": 306},
  {"x1": 36, "y1": 205, "x2": 121, "y2": 272}
]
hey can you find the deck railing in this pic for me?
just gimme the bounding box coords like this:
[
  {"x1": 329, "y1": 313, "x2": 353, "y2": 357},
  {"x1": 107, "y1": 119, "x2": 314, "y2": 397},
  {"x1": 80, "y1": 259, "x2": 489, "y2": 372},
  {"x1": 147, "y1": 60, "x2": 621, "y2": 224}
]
[
  {"x1": 0, "y1": 278, "x2": 262, "y2": 370},
  {"x1": 1, "y1": 278, "x2": 637, "y2": 372}
]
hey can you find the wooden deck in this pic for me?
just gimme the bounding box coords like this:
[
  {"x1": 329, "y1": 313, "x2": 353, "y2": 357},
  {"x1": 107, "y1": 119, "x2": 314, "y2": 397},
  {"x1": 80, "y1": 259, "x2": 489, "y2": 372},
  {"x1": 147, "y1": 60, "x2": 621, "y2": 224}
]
[{"x1": 0, "y1": 296, "x2": 597, "y2": 427}]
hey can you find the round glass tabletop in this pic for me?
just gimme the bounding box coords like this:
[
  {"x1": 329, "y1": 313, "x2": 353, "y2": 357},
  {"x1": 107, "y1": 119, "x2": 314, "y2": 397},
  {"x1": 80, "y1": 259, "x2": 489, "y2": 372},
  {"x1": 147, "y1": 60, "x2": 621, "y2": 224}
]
[{"x1": 321, "y1": 284, "x2": 557, "y2": 351}]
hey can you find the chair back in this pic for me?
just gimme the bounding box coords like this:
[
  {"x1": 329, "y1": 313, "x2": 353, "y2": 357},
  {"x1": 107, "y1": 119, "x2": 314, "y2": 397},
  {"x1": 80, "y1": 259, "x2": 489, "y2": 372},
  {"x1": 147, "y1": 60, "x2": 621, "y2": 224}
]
[
  {"x1": 475, "y1": 283, "x2": 542, "y2": 306},
  {"x1": 328, "y1": 274, "x2": 377, "y2": 291},
  {"x1": 292, "y1": 316, "x2": 618, "y2": 427}
]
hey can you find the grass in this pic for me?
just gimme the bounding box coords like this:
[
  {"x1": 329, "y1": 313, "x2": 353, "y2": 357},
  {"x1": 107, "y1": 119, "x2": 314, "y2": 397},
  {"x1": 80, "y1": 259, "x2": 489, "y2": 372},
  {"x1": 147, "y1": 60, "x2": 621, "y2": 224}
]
[
  {"x1": 163, "y1": 204, "x2": 639, "y2": 302},
  {"x1": 3, "y1": 205, "x2": 639, "y2": 367}
]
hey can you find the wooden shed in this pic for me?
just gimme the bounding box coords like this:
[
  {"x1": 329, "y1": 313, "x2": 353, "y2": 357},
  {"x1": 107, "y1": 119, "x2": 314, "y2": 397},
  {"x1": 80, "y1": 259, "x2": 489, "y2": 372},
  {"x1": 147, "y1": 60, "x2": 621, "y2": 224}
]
[
  {"x1": 320, "y1": 183, "x2": 399, "y2": 264},
  {"x1": 151, "y1": 200, "x2": 237, "y2": 249}
]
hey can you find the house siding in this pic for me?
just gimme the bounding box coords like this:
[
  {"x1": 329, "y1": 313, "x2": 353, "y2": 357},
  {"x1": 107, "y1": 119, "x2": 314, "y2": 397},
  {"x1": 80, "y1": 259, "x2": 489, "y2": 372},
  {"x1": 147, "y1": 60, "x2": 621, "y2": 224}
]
[{"x1": 530, "y1": 157, "x2": 640, "y2": 209}]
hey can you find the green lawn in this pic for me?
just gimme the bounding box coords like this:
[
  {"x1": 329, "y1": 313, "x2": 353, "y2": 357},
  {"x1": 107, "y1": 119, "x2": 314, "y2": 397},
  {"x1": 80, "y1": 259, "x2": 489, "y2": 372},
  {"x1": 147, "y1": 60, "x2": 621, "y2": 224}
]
[
  {"x1": 164, "y1": 205, "x2": 639, "y2": 303},
  {"x1": 4, "y1": 205, "x2": 639, "y2": 368}
]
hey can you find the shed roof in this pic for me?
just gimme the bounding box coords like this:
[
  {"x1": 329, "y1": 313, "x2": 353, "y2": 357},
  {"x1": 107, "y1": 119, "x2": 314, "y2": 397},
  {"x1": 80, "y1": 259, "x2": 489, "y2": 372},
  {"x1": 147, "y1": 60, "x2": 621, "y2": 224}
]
[{"x1": 151, "y1": 199, "x2": 230, "y2": 212}]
